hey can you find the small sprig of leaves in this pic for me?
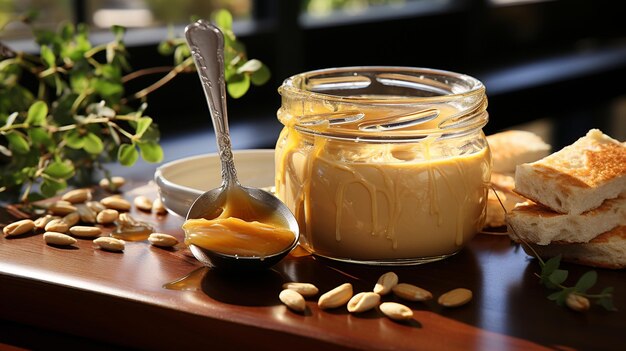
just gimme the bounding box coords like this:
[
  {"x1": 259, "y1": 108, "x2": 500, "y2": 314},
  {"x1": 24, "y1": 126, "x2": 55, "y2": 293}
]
[
  {"x1": 154, "y1": 9, "x2": 270, "y2": 99},
  {"x1": 491, "y1": 187, "x2": 616, "y2": 311},
  {"x1": 538, "y1": 255, "x2": 615, "y2": 311}
]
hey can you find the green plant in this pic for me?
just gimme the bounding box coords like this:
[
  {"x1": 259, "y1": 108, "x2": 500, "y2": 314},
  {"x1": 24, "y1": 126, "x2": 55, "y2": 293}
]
[
  {"x1": 491, "y1": 188, "x2": 615, "y2": 311},
  {"x1": 0, "y1": 10, "x2": 269, "y2": 204}
]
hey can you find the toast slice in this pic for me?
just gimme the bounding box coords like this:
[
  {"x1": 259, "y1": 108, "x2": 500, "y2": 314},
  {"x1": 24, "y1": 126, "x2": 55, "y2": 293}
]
[
  {"x1": 514, "y1": 129, "x2": 626, "y2": 215},
  {"x1": 507, "y1": 196, "x2": 626, "y2": 245},
  {"x1": 519, "y1": 226, "x2": 626, "y2": 269},
  {"x1": 487, "y1": 130, "x2": 551, "y2": 173}
]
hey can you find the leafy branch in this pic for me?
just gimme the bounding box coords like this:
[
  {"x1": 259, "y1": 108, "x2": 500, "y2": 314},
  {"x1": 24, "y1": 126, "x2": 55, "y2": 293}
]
[
  {"x1": 0, "y1": 10, "x2": 270, "y2": 204},
  {"x1": 491, "y1": 187, "x2": 616, "y2": 312}
]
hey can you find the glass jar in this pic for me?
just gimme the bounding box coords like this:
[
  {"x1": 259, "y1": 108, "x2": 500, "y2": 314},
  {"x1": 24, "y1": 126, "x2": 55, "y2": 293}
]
[{"x1": 275, "y1": 67, "x2": 491, "y2": 265}]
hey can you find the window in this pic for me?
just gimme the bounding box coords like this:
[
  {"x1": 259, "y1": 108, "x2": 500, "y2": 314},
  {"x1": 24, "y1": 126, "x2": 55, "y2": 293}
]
[{"x1": 0, "y1": 0, "x2": 72, "y2": 40}]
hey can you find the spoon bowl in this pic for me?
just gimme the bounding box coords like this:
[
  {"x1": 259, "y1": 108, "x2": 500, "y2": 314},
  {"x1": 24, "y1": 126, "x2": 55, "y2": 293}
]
[
  {"x1": 183, "y1": 20, "x2": 299, "y2": 270},
  {"x1": 187, "y1": 186, "x2": 300, "y2": 270}
]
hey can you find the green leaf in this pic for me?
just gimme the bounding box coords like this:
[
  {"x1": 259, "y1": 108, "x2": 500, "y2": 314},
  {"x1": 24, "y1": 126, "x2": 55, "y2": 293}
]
[
  {"x1": 250, "y1": 63, "x2": 271, "y2": 86},
  {"x1": 118, "y1": 143, "x2": 139, "y2": 166},
  {"x1": 547, "y1": 290, "x2": 564, "y2": 301},
  {"x1": 555, "y1": 287, "x2": 575, "y2": 306},
  {"x1": 237, "y1": 59, "x2": 262, "y2": 74},
  {"x1": 541, "y1": 255, "x2": 561, "y2": 278},
  {"x1": 213, "y1": 9, "x2": 233, "y2": 31},
  {"x1": 60, "y1": 22, "x2": 74, "y2": 41},
  {"x1": 41, "y1": 178, "x2": 67, "y2": 197},
  {"x1": 28, "y1": 127, "x2": 53, "y2": 148},
  {"x1": 21, "y1": 9, "x2": 40, "y2": 23},
  {"x1": 548, "y1": 269, "x2": 568, "y2": 288},
  {"x1": 43, "y1": 160, "x2": 74, "y2": 179},
  {"x1": 597, "y1": 298, "x2": 617, "y2": 311},
  {"x1": 70, "y1": 72, "x2": 89, "y2": 93},
  {"x1": 134, "y1": 117, "x2": 152, "y2": 138},
  {"x1": 138, "y1": 141, "x2": 163, "y2": 163},
  {"x1": 26, "y1": 101, "x2": 48, "y2": 126},
  {"x1": 40, "y1": 45, "x2": 56, "y2": 67},
  {"x1": 112, "y1": 25, "x2": 126, "y2": 41},
  {"x1": 174, "y1": 45, "x2": 190, "y2": 66},
  {"x1": 94, "y1": 79, "x2": 123, "y2": 100},
  {"x1": 65, "y1": 130, "x2": 85, "y2": 149},
  {"x1": 574, "y1": 271, "x2": 597, "y2": 293},
  {"x1": 83, "y1": 132, "x2": 104, "y2": 154},
  {"x1": 5, "y1": 132, "x2": 30, "y2": 154},
  {"x1": 98, "y1": 64, "x2": 122, "y2": 80},
  {"x1": 226, "y1": 73, "x2": 250, "y2": 99},
  {"x1": 158, "y1": 41, "x2": 174, "y2": 55}
]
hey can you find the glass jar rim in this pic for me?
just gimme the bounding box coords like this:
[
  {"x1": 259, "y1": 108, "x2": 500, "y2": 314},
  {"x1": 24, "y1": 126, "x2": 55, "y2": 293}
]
[
  {"x1": 277, "y1": 66, "x2": 488, "y2": 142},
  {"x1": 278, "y1": 66, "x2": 485, "y2": 105}
]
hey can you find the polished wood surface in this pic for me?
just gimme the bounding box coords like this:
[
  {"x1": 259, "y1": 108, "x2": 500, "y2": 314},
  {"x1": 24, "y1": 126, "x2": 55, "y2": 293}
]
[{"x1": 1, "y1": 184, "x2": 624, "y2": 350}]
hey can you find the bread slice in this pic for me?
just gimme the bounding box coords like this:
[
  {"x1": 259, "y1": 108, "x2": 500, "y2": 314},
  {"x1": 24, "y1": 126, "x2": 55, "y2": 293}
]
[
  {"x1": 485, "y1": 173, "x2": 526, "y2": 228},
  {"x1": 507, "y1": 196, "x2": 626, "y2": 245},
  {"x1": 487, "y1": 130, "x2": 551, "y2": 173},
  {"x1": 514, "y1": 129, "x2": 626, "y2": 215},
  {"x1": 519, "y1": 226, "x2": 626, "y2": 269}
]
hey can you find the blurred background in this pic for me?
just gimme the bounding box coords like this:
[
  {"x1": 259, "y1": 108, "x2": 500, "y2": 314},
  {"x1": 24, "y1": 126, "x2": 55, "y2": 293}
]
[{"x1": 2, "y1": 0, "x2": 625, "y2": 170}]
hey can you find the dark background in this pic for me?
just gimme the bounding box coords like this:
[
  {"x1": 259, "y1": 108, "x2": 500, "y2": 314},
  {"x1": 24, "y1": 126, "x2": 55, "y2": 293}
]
[{"x1": 119, "y1": 0, "x2": 626, "y2": 151}]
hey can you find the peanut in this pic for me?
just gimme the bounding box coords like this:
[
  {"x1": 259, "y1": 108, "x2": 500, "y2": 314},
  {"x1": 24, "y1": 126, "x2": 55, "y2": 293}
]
[
  {"x1": 62, "y1": 212, "x2": 80, "y2": 227},
  {"x1": 76, "y1": 204, "x2": 97, "y2": 223},
  {"x1": 373, "y1": 272, "x2": 398, "y2": 295},
  {"x1": 438, "y1": 288, "x2": 473, "y2": 308},
  {"x1": 96, "y1": 209, "x2": 119, "y2": 224},
  {"x1": 379, "y1": 302, "x2": 413, "y2": 321},
  {"x1": 392, "y1": 283, "x2": 433, "y2": 302},
  {"x1": 61, "y1": 188, "x2": 92, "y2": 204},
  {"x1": 100, "y1": 196, "x2": 131, "y2": 211},
  {"x1": 566, "y1": 293, "x2": 590, "y2": 312},
  {"x1": 282, "y1": 282, "x2": 319, "y2": 297},
  {"x1": 148, "y1": 233, "x2": 178, "y2": 247},
  {"x1": 34, "y1": 215, "x2": 58, "y2": 229},
  {"x1": 279, "y1": 289, "x2": 306, "y2": 312},
  {"x1": 69, "y1": 226, "x2": 102, "y2": 238},
  {"x1": 117, "y1": 212, "x2": 137, "y2": 226},
  {"x1": 134, "y1": 195, "x2": 153, "y2": 211},
  {"x1": 152, "y1": 198, "x2": 167, "y2": 214},
  {"x1": 93, "y1": 237, "x2": 125, "y2": 252},
  {"x1": 86, "y1": 201, "x2": 106, "y2": 214},
  {"x1": 43, "y1": 232, "x2": 77, "y2": 246},
  {"x1": 99, "y1": 176, "x2": 125, "y2": 191},
  {"x1": 3, "y1": 219, "x2": 35, "y2": 237},
  {"x1": 318, "y1": 283, "x2": 353, "y2": 309},
  {"x1": 48, "y1": 201, "x2": 77, "y2": 216},
  {"x1": 347, "y1": 292, "x2": 380, "y2": 313},
  {"x1": 45, "y1": 219, "x2": 69, "y2": 233}
]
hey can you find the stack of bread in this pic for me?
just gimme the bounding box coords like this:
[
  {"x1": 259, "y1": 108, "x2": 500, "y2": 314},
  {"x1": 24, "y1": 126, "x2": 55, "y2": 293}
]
[
  {"x1": 506, "y1": 129, "x2": 626, "y2": 269},
  {"x1": 484, "y1": 130, "x2": 551, "y2": 228}
]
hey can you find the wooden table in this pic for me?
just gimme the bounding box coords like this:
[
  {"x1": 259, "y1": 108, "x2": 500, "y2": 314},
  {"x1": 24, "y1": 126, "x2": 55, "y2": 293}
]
[{"x1": 1, "y1": 184, "x2": 624, "y2": 350}]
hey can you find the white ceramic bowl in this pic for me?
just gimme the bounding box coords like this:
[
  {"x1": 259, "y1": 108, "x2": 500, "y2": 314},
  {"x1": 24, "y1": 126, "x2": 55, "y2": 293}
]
[{"x1": 154, "y1": 149, "x2": 275, "y2": 217}]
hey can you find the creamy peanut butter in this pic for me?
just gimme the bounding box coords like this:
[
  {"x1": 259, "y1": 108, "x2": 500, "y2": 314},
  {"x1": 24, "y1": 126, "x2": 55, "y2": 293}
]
[
  {"x1": 275, "y1": 103, "x2": 490, "y2": 261},
  {"x1": 182, "y1": 187, "x2": 295, "y2": 258}
]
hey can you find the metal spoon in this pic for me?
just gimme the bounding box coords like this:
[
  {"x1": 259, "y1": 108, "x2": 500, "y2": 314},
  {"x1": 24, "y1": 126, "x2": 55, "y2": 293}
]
[{"x1": 184, "y1": 20, "x2": 299, "y2": 270}]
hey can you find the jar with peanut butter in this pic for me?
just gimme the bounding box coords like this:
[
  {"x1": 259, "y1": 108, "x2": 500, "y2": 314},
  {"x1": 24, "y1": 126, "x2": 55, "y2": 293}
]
[{"x1": 275, "y1": 67, "x2": 491, "y2": 265}]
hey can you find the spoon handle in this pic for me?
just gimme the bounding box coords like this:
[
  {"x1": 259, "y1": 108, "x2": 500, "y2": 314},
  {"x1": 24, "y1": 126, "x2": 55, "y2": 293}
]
[{"x1": 185, "y1": 20, "x2": 238, "y2": 186}]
